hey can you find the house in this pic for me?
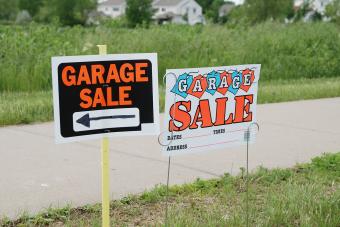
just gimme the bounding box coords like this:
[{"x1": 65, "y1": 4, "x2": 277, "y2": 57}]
[
  {"x1": 294, "y1": 0, "x2": 333, "y2": 21},
  {"x1": 219, "y1": 1, "x2": 236, "y2": 18},
  {"x1": 294, "y1": 0, "x2": 333, "y2": 15},
  {"x1": 229, "y1": 0, "x2": 244, "y2": 5},
  {"x1": 311, "y1": 0, "x2": 333, "y2": 14},
  {"x1": 97, "y1": 0, "x2": 126, "y2": 18},
  {"x1": 97, "y1": 0, "x2": 204, "y2": 25},
  {"x1": 153, "y1": 0, "x2": 204, "y2": 25}
]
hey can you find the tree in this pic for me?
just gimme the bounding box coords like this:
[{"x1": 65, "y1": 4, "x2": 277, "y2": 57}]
[
  {"x1": 227, "y1": 4, "x2": 250, "y2": 26},
  {"x1": 18, "y1": 0, "x2": 43, "y2": 17},
  {"x1": 245, "y1": 0, "x2": 294, "y2": 23},
  {"x1": 205, "y1": 0, "x2": 224, "y2": 23},
  {"x1": 126, "y1": 0, "x2": 154, "y2": 28},
  {"x1": 325, "y1": 0, "x2": 340, "y2": 24},
  {"x1": 37, "y1": 0, "x2": 96, "y2": 26},
  {"x1": 0, "y1": 0, "x2": 18, "y2": 21},
  {"x1": 228, "y1": 0, "x2": 294, "y2": 24},
  {"x1": 196, "y1": 0, "x2": 215, "y2": 13},
  {"x1": 196, "y1": 0, "x2": 227, "y2": 23}
]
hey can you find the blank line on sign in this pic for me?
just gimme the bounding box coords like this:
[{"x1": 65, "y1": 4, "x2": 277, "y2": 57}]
[{"x1": 189, "y1": 139, "x2": 238, "y2": 149}]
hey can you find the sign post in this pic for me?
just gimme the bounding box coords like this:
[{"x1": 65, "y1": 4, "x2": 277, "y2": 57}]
[
  {"x1": 97, "y1": 44, "x2": 110, "y2": 227},
  {"x1": 51, "y1": 48, "x2": 160, "y2": 227},
  {"x1": 160, "y1": 65, "x2": 261, "y2": 225},
  {"x1": 158, "y1": 72, "x2": 178, "y2": 226}
]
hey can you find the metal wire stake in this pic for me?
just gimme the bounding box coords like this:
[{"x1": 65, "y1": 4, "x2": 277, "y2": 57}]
[
  {"x1": 165, "y1": 156, "x2": 171, "y2": 227},
  {"x1": 157, "y1": 72, "x2": 177, "y2": 227},
  {"x1": 246, "y1": 128, "x2": 249, "y2": 227},
  {"x1": 244, "y1": 122, "x2": 259, "y2": 227}
]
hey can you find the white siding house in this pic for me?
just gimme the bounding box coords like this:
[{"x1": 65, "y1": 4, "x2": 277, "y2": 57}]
[
  {"x1": 312, "y1": 0, "x2": 333, "y2": 14},
  {"x1": 294, "y1": 0, "x2": 333, "y2": 15},
  {"x1": 97, "y1": 0, "x2": 204, "y2": 25},
  {"x1": 153, "y1": 0, "x2": 204, "y2": 25},
  {"x1": 97, "y1": 0, "x2": 126, "y2": 18}
]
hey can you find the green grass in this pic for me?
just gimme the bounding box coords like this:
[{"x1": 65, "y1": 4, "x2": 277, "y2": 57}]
[
  {"x1": 1, "y1": 152, "x2": 339, "y2": 226},
  {"x1": 0, "y1": 91, "x2": 52, "y2": 126},
  {"x1": 258, "y1": 77, "x2": 340, "y2": 103},
  {"x1": 1, "y1": 22, "x2": 340, "y2": 126},
  {"x1": 1, "y1": 77, "x2": 340, "y2": 126},
  {"x1": 0, "y1": 22, "x2": 340, "y2": 92}
]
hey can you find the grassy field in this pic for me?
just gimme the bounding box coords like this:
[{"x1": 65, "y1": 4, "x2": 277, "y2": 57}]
[
  {"x1": 0, "y1": 91, "x2": 52, "y2": 126},
  {"x1": 1, "y1": 77, "x2": 340, "y2": 126},
  {"x1": 1, "y1": 22, "x2": 340, "y2": 92},
  {"x1": 1, "y1": 152, "x2": 339, "y2": 226},
  {"x1": 0, "y1": 22, "x2": 340, "y2": 126}
]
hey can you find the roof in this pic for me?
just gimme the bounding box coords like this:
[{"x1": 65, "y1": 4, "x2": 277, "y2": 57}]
[
  {"x1": 98, "y1": 0, "x2": 125, "y2": 6},
  {"x1": 153, "y1": 0, "x2": 185, "y2": 7}
]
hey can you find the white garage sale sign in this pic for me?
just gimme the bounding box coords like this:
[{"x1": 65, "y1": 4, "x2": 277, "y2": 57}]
[{"x1": 162, "y1": 65, "x2": 261, "y2": 155}]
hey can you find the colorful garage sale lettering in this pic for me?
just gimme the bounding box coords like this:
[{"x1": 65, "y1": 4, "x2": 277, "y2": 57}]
[{"x1": 162, "y1": 65, "x2": 261, "y2": 156}]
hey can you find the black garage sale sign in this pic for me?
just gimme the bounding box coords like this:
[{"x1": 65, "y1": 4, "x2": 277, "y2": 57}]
[{"x1": 51, "y1": 53, "x2": 159, "y2": 143}]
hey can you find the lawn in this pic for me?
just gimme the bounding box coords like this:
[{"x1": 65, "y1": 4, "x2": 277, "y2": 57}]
[
  {"x1": 1, "y1": 77, "x2": 340, "y2": 126},
  {"x1": 1, "y1": 22, "x2": 340, "y2": 92},
  {"x1": 0, "y1": 22, "x2": 340, "y2": 126},
  {"x1": 1, "y1": 152, "x2": 339, "y2": 226}
]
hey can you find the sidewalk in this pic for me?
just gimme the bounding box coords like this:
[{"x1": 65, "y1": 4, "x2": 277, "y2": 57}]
[{"x1": 0, "y1": 98, "x2": 339, "y2": 218}]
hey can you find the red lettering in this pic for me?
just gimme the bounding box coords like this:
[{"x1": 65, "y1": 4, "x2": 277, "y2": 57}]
[
  {"x1": 189, "y1": 100, "x2": 213, "y2": 129},
  {"x1": 169, "y1": 101, "x2": 191, "y2": 132}
]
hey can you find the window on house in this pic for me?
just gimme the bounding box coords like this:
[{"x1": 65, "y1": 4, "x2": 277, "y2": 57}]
[
  {"x1": 113, "y1": 7, "x2": 119, "y2": 11},
  {"x1": 161, "y1": 8, "x2": 166, "y2": 12},
  {"x1": 186, "y1": 7, "x2": 189, "y2": 14},
  {"x1": 105, "y1": 7, "x2": 109, "y2": 11},
  {"x1": 193, "y1": 8, "x2": 196, "y2": 14}
]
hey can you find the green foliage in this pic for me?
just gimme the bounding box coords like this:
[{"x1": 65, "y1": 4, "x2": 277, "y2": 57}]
[
  {"x1": 251, "y1": 166, "x2": 293, "y2": 185},
  {"x1": 2, "y1": 77, "x2": 340, "y2": 126},
  {"x1": 0, "y1": 0, "x2": 96, "y2": 25},
  {"x1": 1, "y1": 22, "x2": 340, "y2": 125},
  {"x1": 227, "y1": 5, "x2": 250, "y2": 26},
  {"x1": 37, "y1": 0, "x2": 96, "y2": 26},
  {"x1": 139, "y1": 185, "x2": 167, "y2": 203},
  {"x1": 126, "y1": 0, "x2": 154, "y2": 28},
  {"x1": 229, "y1": 0, "x2": 294, "y2": 24},
  {"x1": 196, "y1": 0, "x2": 228, "y2": 23},
  {"x1": 310, "y1": 153, "x2": 340, "y2": 174},
  {"x1": 1, "y1": 22, "x2": 340, "y2": 92},
  {"x1": 0, "y1": 0, "x2": 18, "y2": 21},
  {"x1": 325, "y1": 0, "x2": 340, "y2": 24},
  {"x1": 1, "y1": 153, "x2": 339, "y2": 226},
  {"x1": 196, "y1": 0, "x2": 230, "y2": 24},
  {"x1": 205, "y1": 0, "x2": 225, "y2": 23},
  {"x1": 0, "y1": 91, "x2": 52, "y2": 126},
  {"x1": 258, "y1": 78, "x2": 340, "y2": 104},
  {"x1": 3, "y1": 206, "x2": 72, "y2": 226},
  {"x1": 18, "y1": 0, "x2": 43, "y2": 17},
  {"x1": 196, "y1": 0, "x2": 215, "y2": 13}
]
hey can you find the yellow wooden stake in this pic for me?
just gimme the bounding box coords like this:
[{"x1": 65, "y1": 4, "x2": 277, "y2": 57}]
[{"x1": 97, "y1": 44, "x2": 110, "y2": 227}]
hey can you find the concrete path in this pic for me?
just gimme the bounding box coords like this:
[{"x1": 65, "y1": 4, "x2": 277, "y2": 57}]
[{"x1": 1, "y1": 98, "x2": 339, "y2": 219}]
